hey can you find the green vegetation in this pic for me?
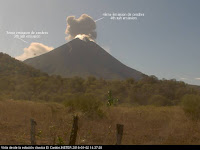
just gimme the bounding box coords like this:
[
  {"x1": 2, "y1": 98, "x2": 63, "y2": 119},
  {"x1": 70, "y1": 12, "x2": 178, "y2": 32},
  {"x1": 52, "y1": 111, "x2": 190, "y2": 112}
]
[
  {"x1": 107, "y1": 90, "x2": 118, "y2": 106},
  {"x1": 63, "y1": 94, "x2": 104, "y2": 118},
  {"x1": 0, "y1": 53, "x2": 47, "y2": 77},
  {"x1": 181, "y1": 94, "x2": 200, "y2": 120},
  {"x1": 148, "y1": 95, "x2": 171, "y2": 106},
  {"x1": 56, "y1": 136, "x2": 65, "y2": 145},
  {"x1": 1, "y1": 72, "x2": 199, "y2": 106}
]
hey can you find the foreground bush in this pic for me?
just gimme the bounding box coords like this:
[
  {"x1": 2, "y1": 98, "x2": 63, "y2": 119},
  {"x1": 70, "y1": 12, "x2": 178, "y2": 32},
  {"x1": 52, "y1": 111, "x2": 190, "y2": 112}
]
[
  {"x1": 181, "y1": 94, "x2": 200, "y2": 120},
  {"x1": 148, "y1": 95, "x2": 171, "y2": 106},
  {"x1": 63, "y1": 94, "x2": 104, "y2": 118}
]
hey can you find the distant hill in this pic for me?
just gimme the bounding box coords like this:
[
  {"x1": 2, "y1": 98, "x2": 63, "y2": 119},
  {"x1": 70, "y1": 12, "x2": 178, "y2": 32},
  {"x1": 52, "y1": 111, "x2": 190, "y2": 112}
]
[
  {"x1": 24, "y1": 38, "x2": 145, "y2": 80},
  {"x1": 0, "y1": 52, "x2": 46, "y2": 77}
]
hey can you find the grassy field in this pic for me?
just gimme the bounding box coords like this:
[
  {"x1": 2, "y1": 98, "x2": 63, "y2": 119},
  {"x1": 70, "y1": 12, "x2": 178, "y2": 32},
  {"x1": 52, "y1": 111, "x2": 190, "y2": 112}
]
[{"x1": 1, "y1": 99, "x2": 200, "y2": 145}]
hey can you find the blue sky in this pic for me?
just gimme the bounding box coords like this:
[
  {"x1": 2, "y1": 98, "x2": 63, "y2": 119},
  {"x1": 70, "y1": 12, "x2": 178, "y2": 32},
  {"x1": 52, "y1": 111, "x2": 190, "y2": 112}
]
[{"x1": 0, "y1": 0, "x2": 200, "y2": 85}]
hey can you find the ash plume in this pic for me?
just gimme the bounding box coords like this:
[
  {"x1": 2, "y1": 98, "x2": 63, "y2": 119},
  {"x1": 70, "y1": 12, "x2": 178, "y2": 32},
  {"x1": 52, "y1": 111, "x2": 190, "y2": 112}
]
[{"x1": 65, "y1": 14, "x2": 97, "y2": 41}]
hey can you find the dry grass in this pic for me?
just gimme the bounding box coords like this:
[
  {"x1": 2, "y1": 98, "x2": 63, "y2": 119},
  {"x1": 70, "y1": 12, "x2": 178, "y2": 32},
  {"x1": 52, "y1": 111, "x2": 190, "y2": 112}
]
[{"x1": 1, "y1": 99, "x2": 200, "y2": 145}]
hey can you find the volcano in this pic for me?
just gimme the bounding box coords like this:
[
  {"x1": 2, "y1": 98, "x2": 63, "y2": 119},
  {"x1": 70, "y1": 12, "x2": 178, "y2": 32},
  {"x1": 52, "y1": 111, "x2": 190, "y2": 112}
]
[{"x1": 24, "y1": 38, "x2": 145, "y2": 80}]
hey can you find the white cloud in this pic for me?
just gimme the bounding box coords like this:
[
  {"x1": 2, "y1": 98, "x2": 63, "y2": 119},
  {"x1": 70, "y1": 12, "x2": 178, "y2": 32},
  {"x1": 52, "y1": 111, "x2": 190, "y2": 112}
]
[
  {"x1": 180, "y1": 77, "x2": 187, "y2": 80},
  {"x1": 15, "y1": 42, "x2": 54, "y2": 61},
  {"x1": 195, "y1": 78, "x2": 200, "y2": 80}
]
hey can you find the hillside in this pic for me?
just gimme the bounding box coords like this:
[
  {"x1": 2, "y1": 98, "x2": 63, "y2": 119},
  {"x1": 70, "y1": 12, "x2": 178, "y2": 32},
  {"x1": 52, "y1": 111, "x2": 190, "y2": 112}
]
[
  {"x1": 0, "y1": 52, "x2": 47, "y2": 77},
  {"x1": 24, "y1": 38, "x2": 145, "y2": 80}
]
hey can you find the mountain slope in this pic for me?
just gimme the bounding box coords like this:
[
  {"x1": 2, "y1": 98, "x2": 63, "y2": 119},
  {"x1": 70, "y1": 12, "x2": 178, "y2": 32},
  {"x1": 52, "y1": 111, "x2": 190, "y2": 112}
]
[
  {"x1": 0, "y1": 52, "x2": 46, "y2": 77},
  {"x1": 24, "y1": 38, "x2": 145, "y2": 80}
]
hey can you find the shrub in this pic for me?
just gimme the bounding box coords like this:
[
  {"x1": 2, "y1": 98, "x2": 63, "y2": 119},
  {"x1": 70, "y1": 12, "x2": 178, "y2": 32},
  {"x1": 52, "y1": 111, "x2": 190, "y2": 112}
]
[
  {"x1": 63, "y1": 94, "x2": 104, "y2": 118},
  {"x1": 148, "y1": 95, "x2": 171, "y2": 106},
  {"x1": 107, "y1": 90, "x2": 118, "y2": 106},
  {"x1": 181, "y1": 94, "x2": 200, "y2": 120},
  {"x1": 56, "y1": 136, "x2": 65, "y2": 145}
]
